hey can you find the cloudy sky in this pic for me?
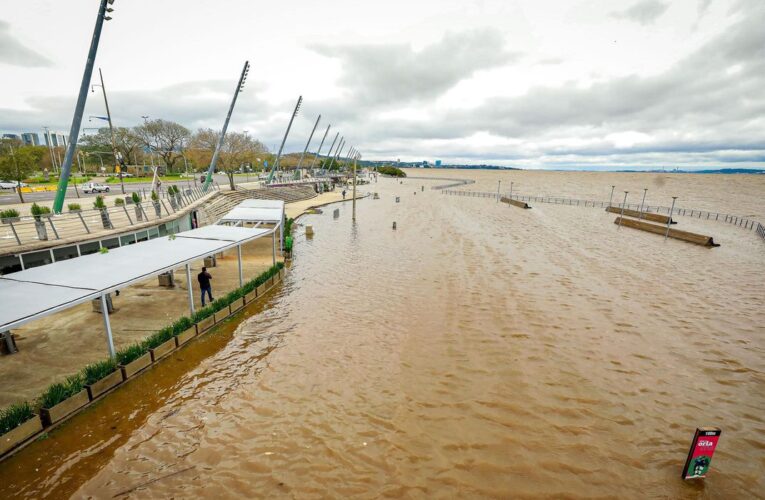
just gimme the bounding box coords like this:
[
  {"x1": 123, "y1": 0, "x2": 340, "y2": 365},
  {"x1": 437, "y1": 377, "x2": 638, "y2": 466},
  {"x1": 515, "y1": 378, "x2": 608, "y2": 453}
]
[{"x1": 1, "y1": 0, "x2": 763, "y2": 169}]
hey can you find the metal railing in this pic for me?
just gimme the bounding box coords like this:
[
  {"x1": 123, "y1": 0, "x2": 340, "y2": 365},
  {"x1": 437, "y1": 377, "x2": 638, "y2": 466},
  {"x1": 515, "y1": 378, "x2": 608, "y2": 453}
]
[
  {"x1": 405, "y1": 176, "x2": 475, "y2": 190},
  {"x1": 757, "y1": 223, "x2": 765, "y2": 241},
  {"x1": 440, "y1": 189, "x2": 763, "y2": 233},
  {"x1": 0, "y1": 183, "x2": 220, "y2": 249}
]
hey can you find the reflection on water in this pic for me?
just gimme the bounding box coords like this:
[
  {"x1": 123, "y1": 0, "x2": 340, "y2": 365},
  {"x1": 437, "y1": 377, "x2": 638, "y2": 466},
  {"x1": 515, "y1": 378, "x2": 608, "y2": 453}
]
[{"x1": 2, "y1": 170, "x2": 764, "y2": 498}]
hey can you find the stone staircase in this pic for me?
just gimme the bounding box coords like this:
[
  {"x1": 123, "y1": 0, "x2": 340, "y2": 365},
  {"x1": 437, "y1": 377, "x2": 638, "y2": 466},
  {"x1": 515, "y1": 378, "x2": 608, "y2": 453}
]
[{"x1": 197, "y1": 185, "x2": 317, "y2": 225}]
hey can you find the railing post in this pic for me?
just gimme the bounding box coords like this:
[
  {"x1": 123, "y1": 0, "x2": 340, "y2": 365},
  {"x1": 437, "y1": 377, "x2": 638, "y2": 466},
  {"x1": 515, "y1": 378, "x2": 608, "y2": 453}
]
[{"x1": 7, "y1": 220, "x2": 21, "y2": 245}]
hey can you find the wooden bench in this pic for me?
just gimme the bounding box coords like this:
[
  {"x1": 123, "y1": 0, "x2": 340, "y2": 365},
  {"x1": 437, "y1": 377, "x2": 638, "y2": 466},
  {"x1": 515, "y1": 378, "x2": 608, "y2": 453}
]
[
  {"x1": 614, "y1": 217, "x2": 719, "y2": 247},
  {"x1": 606, "y1": 206, "x2": 674, "y2": 224},
  {"x1": 500, "y1": 197, "x2": 531, "y2": 209}
]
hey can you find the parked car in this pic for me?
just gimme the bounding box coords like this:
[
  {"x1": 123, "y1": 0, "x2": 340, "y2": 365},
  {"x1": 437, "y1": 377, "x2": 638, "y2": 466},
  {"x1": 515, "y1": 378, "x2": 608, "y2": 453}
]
[
  {"x1": 83, "y1": 182, "x2": 110, "y2": 194},
  {"x1": 0, "y1": 180, "x2": 27, "y2": 189}
]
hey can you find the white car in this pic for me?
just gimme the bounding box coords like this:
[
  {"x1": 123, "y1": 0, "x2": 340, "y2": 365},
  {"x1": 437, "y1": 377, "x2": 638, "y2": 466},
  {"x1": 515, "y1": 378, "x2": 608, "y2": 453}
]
[
  {"x1": 83, "y1": 182, "x2": 110, "y2": 194},
  {"x1": 0, "y1": 180, "x2": 27, "y2": 189}
]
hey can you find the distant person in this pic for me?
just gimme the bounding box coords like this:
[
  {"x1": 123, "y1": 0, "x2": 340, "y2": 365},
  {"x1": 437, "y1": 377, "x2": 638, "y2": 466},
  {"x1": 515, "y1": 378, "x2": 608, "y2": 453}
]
[
  {"x1": 198, "y1": 267, "x2": 213, "y2": 306},
  {"x1": 342, "y1": 189, "x2": 346, "y2": 199}
]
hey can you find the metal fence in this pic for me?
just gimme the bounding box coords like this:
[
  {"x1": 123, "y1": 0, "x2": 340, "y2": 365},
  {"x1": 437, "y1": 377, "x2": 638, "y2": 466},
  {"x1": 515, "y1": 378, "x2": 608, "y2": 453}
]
[
  {"x1": 405, "y1": 176, "x2": 475, "y2": 190},
  {"x1": 0, "y1": 183, "x2": 220, "y2": 249},
  {"x1": 441, "y1": 189, "x2": 763, "y2": 233}
]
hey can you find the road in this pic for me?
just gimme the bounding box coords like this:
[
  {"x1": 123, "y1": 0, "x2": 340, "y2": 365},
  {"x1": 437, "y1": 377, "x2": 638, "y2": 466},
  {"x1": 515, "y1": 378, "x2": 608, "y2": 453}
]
[{"x1": 0, "y1": 174, "x2": 252, "y2": 205}]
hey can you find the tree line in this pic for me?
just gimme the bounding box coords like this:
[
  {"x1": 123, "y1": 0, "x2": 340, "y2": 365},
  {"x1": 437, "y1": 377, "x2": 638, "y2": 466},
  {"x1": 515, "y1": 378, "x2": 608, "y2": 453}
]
[{"x1": 0, "y1": 119, "x2": 275, "y2": 191}]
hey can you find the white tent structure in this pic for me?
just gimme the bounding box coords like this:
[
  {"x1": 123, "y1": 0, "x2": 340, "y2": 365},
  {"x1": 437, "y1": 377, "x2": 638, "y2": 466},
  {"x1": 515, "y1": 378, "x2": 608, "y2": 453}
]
[
  {"x1": 0, "y1": 223, "x2": 273, "y2": 357},
  {"x1": 217, "y1": 199, "x2": 285, "y2": 256}
]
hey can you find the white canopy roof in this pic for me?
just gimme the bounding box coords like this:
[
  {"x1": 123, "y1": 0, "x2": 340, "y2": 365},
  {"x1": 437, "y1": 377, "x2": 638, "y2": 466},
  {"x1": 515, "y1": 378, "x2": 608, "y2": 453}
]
[
  {"x1": 218, "y1": 200, "x2": 285, "y2": 225},
  {"x1": 0, "y1": 225, "x2": 271, "y2": 331},
  {"x1": 238, "y1": 199, "x2": 285, "y2": 209}
]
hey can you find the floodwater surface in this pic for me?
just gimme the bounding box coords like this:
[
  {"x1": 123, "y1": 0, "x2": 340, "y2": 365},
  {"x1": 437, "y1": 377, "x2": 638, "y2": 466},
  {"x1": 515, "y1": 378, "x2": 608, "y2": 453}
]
[{"x1": 1, "y1": 170, "x2": 764, "y2": 498}]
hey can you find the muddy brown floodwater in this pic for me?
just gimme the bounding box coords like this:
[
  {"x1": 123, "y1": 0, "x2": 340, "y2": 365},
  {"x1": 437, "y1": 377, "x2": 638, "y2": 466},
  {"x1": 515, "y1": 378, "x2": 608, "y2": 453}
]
[{"x1": 1, "y1": 169, "x2": 764, "y2": 498}]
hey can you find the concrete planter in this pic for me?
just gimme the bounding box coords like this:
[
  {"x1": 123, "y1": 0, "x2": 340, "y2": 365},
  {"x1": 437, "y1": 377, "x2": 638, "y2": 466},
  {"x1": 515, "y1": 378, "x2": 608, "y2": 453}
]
[
  {"x1": 213, "y1": 308, "x2": 229, "y2": 324},
  {"x1": 134, "y1": 206, "x2": 143, "y2": 222},
  {"x1": 0, "y1": 417, "x2": 43, "y2": 456},
  {"x1": 99, "y1": 209, "x2": 112, "y2": 230},
  {"x1": 40, "y1": 390, "x2": 89, "y2": 426},
  {"x1": 230, "y1": 298, "x2": 244, "y2": 314},
  {"x1": 203, "y1": 256, "x2": 217, "y2": 267},
  {"x1": 34, "y1": 219, "x2": 48, "y2": 241},
  {"x1": 196, "y1": 315, "x2": 214, "y2": 333},
  {"x1": 174, "y1": 326, "x2": 196, "y2": 347},
  {"x1": 119, "y1": 352, "x2": 152, "y2": 379},
  {"x1": 256, "y1": 283, "x2": 267, "y2": 296},
  {"x1": 158, "y1": 272, "x2": 175, "y2": 287},
  {"x1": 153, "y1": 201, "x2": 161, "y2": 218},
  {"x1": 86, "y1": 370, "x2": 124, "y2": 400},
  {"x1": 244, "y1": 290, "x2": 257, "y2": 304},
  {"x1": 1, "y1": 217, "x2": 20, "y2": 224},
  {"x1": 149, "y1": 338, "x2": 176, "y2": 362},
  {"x1": 279, "y1": 268, "x2": 286, "y2": 280}
]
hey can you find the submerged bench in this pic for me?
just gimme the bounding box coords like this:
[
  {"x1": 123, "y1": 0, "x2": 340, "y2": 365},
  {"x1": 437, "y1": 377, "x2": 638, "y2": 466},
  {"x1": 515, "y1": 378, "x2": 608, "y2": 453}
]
[
  {"x1": 614, "y1": 217, "x2": 719, "y2": 247},
  {"x1": 606, "y1": 206, "x2": 675, "y2": 224},
  {"x1": 500, "y1": 196, "x2": 531, "y2": 209}
]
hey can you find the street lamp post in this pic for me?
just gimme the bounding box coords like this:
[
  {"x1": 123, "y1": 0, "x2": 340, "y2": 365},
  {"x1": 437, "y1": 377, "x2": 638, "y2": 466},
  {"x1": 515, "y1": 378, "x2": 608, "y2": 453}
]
[
  {"x1": 53, "y1": 0, "x2": 116, "y2": 213},
  {"x1": 92, "y1": 68, "x2": 125, "y2": 194}
]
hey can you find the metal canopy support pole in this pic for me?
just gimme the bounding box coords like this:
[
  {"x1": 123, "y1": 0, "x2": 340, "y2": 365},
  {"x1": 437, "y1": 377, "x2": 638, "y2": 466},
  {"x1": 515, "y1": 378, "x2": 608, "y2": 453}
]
[
  {"x1": 204, "y1": 60, "x2": 250, "y2": 192},
  {"x1": 279, "y1": 210, "x2": 285, "y2": 251},
  {"x1": 309, "y1": 124, "x2": 331, "y2": 170},
  {"x1": 297, "y1": 114, "x2": 321, "y2": 173},
  {"x1": 100, "y1": 294, "x2": 116, "y2": 358},
  {"x1": 53, "y1": 0, "x2": 110, "y2": 213},
  {"x1": 271, "y1": 231, "x2": 276, "y2": 266},
  {"x1": 185, "y1": 264, "x2": 195, "y2": 316},
  {"x1": 268, "y1": 95, "x2": 303, "y2": 184},
  {"x1": 237, "y1": 244, "x2": 243, "y2": 287}
]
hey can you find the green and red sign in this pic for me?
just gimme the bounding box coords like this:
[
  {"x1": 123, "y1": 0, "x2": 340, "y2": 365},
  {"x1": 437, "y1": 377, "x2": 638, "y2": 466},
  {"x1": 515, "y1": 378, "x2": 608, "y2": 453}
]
[{"x1": 682, "y1": 427, "x2": 721, "y2": 480}]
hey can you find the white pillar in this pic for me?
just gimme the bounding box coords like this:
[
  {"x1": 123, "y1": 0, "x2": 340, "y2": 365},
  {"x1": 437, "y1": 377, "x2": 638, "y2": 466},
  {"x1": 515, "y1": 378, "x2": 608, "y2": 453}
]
[
  {"x1": 280, "y1": 211, "x2": 284, "y2": 250},
  {"x1": 237, "y1": 244, "x2": 243, "y2": 287},
  {"x1": 101, "y1": 294, "x2": 116, "y2": 358},
  {"x1": 272, "y1": 231, "x2": 276, "y2": 266},
  {"x1": 185, "y1": 264, "x2": 195, "y2": 316}
]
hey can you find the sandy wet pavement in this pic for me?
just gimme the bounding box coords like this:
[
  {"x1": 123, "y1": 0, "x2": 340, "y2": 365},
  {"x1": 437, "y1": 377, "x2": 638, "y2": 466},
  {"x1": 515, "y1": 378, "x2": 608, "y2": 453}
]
[{"x1": 1, "y1": 169, "x2": 763, "y2": 498}]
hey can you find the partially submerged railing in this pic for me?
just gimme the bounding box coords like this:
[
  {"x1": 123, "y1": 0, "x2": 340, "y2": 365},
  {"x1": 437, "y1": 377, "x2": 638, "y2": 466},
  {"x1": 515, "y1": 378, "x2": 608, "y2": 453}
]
[
  {"x1": 0, "y1": 183, "x2": 220, "y2": 249},
  {"x1": 404, "y1": 176, "x2": 475, "y2": 190},
  {"x1": 440, "y1": 189, "x2": 763, "y2": 234}
]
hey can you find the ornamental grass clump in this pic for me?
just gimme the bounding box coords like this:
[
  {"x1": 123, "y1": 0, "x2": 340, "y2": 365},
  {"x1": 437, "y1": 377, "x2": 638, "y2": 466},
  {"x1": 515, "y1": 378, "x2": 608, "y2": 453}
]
[
  {"x1": 0, "y1": 401, "x2": 34, "y2": 435},
  {"x1": 82, "y1": 358, "x2": 117, "y2": 386},
  {"x1": 39, "y1": 373, "x2": 85, "y2": 409},
  {"x1": 142, "y1": 326, "x2": 174, "y2": 351},
  {"x1": 0, "y1": 208, "x2": 20, "y2": 220},
  {"x1": 115, "y1": 343, "x2": 148, "y2": 366}
]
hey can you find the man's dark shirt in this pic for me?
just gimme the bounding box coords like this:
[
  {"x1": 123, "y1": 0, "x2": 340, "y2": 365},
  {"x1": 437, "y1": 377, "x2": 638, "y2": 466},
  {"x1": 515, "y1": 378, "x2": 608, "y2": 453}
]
[{"x1": 198, "y1": 271, "x2": 212, "y2": 288}]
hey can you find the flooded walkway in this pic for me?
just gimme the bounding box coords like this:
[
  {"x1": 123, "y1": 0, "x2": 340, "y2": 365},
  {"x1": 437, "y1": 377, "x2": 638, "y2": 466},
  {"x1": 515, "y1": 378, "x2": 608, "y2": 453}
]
[{"x1": 1, "y1": 171, "x2": 763, "y2": 498}]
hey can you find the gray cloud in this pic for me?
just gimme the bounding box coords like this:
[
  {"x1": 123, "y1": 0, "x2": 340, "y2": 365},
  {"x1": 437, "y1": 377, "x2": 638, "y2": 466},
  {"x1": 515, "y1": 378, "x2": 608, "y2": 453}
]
[
  {"x1": 0, "y1": 20, "x2": 52, "y2": 67},
  {"x1": 613, "y1": 0, "x2": 669, "y2": 25},
  {"x1": 312, "y1": 29, "x2": 518, "y2": 107}
]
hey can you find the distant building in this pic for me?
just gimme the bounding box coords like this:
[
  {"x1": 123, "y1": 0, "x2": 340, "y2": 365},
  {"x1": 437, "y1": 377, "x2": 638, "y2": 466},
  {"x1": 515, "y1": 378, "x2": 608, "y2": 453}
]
[
  {"x1": 21, "y1": 132, "x2": 41, "y2": 146},
  {"x1": 45, "y1": 132, "x2": 68, "y2": 148},
  {"x1": 435, "y1": 160, "x2": 442, "y2": 167},
  {"x1": 2, "y1": 133, "x2": 21, "y2": 142}
]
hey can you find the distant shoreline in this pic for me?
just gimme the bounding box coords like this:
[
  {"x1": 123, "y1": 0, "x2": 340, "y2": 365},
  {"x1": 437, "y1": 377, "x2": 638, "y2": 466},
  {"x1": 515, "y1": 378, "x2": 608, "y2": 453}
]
[{"x1": 397, "y1": 166, "x2": 765, "y2": 175}]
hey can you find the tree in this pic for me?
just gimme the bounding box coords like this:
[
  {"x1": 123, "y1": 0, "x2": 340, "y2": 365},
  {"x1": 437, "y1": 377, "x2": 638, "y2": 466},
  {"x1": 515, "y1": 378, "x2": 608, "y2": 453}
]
[
  {"x1": 80, "y1": 127, "x2": 143, "y2": 167},
  {"x1": 190, "y1": 129, "x2": 268, "y2": 189},
  {"x1": 133, "y1": 119, "x2": 190, "y2": 173},
  {"x1": 0, "y1": 140, "x2": 44, "y2": 203}
]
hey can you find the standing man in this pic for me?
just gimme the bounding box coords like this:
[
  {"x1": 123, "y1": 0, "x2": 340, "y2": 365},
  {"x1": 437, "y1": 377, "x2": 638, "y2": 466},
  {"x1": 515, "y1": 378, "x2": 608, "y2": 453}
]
[{"x1": 198, "y1": 266, "x2": 213, "y2": 306}]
